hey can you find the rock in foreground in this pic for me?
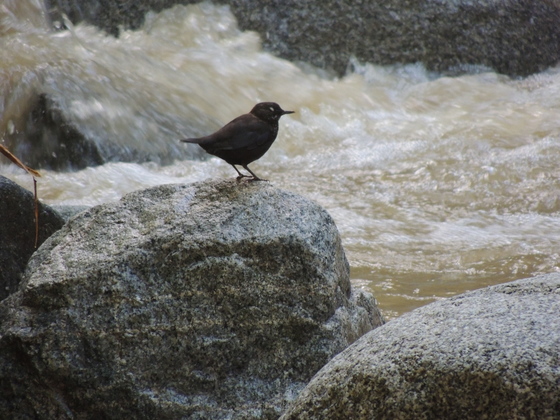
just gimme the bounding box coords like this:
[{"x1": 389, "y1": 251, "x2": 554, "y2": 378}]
[
  {"x1": 281, "y1": 274, "x2": 560, "y2": 420},
  {"x1": 0, "y1": 180, "x2": 383, "y2": 419}
]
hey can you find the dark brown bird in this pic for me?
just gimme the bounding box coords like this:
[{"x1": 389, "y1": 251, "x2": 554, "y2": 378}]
[{"x1": 181, "y1": 102, "x2": 294, "y2": 181}]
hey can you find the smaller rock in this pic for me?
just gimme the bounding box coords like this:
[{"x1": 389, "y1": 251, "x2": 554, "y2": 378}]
[
  {"x1": 50, "y1": 204, "x2": 90, "y2": 222},
  {"x1": 0, "y1": 175, "x2": 65, "y2": 301},
  {"x1": 281, "y1": 274, "x2": 560, "y2": 420}
]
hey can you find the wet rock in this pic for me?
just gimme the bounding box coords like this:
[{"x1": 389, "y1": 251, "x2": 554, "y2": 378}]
[
  {"x1": 45, "y1": 0, "x2": 560, "y2": 77},
  {"x1": 281, "y1": 274, "x2": 560, "y2": 420},
  {"x1": 232, "y1": 0, "x2": 560, "y2": 77},
  {"x1": 0, "y1": 180, "x2": 383, "y2": 419},
  {"x1": 0, "y1": 175, "x2": 65, "y2": 301},
  {"x1": 7, "y1": 93, "x2": 104, "y2": 171},
  {"x1": 3, "y1": 93, "x2": 204, "y2": 171}
]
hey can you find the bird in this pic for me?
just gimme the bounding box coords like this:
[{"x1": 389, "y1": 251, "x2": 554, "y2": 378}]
[{"x1": 180, "y1": 102, "x2": 294, "y2": 181}]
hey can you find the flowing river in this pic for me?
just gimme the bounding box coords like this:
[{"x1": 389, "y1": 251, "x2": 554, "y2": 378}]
[{"x1": 2, "y1": 2, "x2": 560, "y2": 318}]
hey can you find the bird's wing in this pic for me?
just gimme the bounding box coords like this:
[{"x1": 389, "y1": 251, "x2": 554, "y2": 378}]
[{"x1": 185, "y1": 115, "x2": 271, "y2": 152}]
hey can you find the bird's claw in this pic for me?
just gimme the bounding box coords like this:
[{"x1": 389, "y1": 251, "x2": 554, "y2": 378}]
[{"x1": 236, "y1": 175, "x2": 267, "y2": 182}]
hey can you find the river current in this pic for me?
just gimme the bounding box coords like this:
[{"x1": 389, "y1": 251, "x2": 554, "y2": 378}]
[{"x1": 2, "y1": 2, "x2": 560, "y2": 318}]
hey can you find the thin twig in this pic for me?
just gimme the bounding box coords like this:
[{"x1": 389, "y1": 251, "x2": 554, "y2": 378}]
[
  {"x1": 33, "y1": 177, "x2": 39, "y2": 248},
  {"x1": 0, "y1": 145, "x2": 42, "y2": 248}
]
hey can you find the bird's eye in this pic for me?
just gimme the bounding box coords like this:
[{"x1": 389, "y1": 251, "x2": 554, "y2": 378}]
[{"x1": 269, "y1": 107, "x2": 275, "y2": 112}]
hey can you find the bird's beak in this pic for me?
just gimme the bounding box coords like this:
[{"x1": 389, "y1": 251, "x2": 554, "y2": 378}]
[{"x1": 282, "y1": 110, "x2": 295, "y2": 115}]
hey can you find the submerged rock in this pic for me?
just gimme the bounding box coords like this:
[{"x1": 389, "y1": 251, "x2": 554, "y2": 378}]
[
  {"x1": 6, "y1": 93, "x2": 104, "y2": 171},
  {"x1": 45, "y1": 0, "x2": 560, "y2": 77},
  {"x1": 3, "y1": 93, "x2": 205, "y2": 171},
  {"x1": 281, "y1": 274, "x2": 560, "y2": 420},
  {"x1": 0, "y1": 175, "x2": 65, "y2": 301},
  {"x1": 0, "y1": 180, "x2": 383, "y2": 419}
]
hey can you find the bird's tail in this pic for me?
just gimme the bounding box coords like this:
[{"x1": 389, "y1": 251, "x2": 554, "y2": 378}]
[{"x1": 180, "y1": 138, "x2": 202, "y2": 144}]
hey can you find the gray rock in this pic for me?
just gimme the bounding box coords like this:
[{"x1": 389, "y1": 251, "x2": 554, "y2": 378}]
[
  {"x1": 50, "y1": 204, "x2": 91, "y2": 222},
  {"x1": 0, "y1": 180, "x2": 383, "y2": 419},
  {"x1": 0, "y1": 175, "x2": 65, "y2": 301},
  {"x1": 234, "y1": 0, "x2": 560, "y2": 77},
  {"x1": 44, "y1": 0, "x2": 560, "y2": 77},
  {"x1": 281, "y1": 274, "x2": 560, "y2": 420}
]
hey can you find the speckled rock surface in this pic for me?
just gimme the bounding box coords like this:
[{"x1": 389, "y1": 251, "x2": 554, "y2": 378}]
[
  {"x1": 45, "y1": 0, "x2": 560, "y2": 77},
  {"x1": 0, "y1": 175, "x2": 65, "y2": 301},
  {"x1": 0, "y1": 180, "x2": 383, "y2": 419},
  {"x1": 281, "y1": 274, "x2": 560, "y2": 420}
]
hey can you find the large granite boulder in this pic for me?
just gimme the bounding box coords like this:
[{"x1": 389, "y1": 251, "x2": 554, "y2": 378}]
[
  {"x1": 44, "y1": 0, "x2": 560, "y2": 77},
  {"x1": 0, "y1": 180, "x2": 383, "y2": 419},
  {"x1": 281, "y1": 274, "x2": 560, "y2": 419},
  {"x1": 0, "y1": 175, "x2": 65, "y2": 301}
]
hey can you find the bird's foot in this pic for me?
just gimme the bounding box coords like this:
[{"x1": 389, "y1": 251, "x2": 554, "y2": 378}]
[
  {"x1": 248, "y1": 176, "x2": 267, "y2": 182},
  {"x1": 236, "y1": 174, "x2": 253, "y2": 181}
]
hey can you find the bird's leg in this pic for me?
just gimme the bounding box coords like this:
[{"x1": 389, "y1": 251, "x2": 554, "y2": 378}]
[
  {"x1": 231, "y1": 165, "x2": 252, "y2": 180},
  {"x1": 243, "y1": 165, "x2": 266, "y2": 182}
]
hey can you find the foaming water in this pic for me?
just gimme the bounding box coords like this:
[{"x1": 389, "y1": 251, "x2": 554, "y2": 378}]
[{"x1": 2, "y1": 3, "x2": 560, "y2": 318}]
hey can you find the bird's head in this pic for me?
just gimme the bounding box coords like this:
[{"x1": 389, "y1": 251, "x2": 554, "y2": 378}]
[{"x1": 250, "y1": 102, "x2": 294, "y2": 123}]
